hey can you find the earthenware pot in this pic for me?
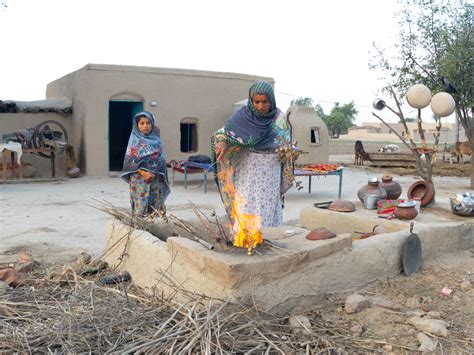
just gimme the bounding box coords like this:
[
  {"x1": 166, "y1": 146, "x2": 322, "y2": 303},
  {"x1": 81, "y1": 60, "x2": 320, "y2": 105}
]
[
  {"x1": 306, "y1": 228, "x2": 336, "y2": 241},
  {"x1": 357, "y1": 178, "x2": 387, "y2": 206},
  {"x1": 407, "y1": 180, "x2": 435, "y2": 207},
  {"x1": 394, "y1": 201, "x2": 418, "y2": 220},
  {"x1": 380, "y1": 175, "x2": 402, "y2": 199},
  {"x1": 328, "y1": 199, "x2": 356, "y2": 212}
]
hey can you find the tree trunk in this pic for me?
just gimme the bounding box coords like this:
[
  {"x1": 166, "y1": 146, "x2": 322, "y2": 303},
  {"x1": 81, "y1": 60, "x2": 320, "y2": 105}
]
[{"x1": 469, "y1": 128, "x2": 474, "y2": 189}]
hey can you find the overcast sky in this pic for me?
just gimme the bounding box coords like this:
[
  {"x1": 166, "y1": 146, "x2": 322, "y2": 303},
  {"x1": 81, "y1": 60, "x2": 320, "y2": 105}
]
[{"x1": 0, "y1": 0, "x2": 418, "y2": 125}]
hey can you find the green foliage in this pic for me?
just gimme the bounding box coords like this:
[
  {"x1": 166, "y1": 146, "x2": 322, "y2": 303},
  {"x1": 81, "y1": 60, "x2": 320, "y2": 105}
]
[
  {"x1": 370, "y1": 0, "x2": 473, "y2": 135},
  {"x1": 290, "y1": 97, "x2": 357, "y2": 137},
  {"x1": 290, "y1": 97, "x2": 314, "y2": 107},
  {"x1": 325, "y1": 102, "x2": 358, "y2": 138}
]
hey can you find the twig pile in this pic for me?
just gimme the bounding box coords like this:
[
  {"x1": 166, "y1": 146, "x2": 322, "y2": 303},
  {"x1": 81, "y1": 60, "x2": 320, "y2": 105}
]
[{"x1": 0, "y1": 265, "x2": 369, "y2": 353}]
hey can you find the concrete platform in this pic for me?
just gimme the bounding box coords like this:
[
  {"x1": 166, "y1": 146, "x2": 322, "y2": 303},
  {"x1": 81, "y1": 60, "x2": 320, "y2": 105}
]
[
  {"x1": 105, "y1": 203, "x2": 473, "y2": 315},
  {"x1": 105, "y1": 222, "x2": 353, "y2": 314}
]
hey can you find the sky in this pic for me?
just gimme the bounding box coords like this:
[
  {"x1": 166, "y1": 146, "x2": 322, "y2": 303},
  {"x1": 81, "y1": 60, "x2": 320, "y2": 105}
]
[{"x1": 0, "y1": 0, "x2": 427, "y2": 125}]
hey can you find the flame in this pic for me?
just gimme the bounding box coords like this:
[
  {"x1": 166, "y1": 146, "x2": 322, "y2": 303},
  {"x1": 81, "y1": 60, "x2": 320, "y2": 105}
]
[{"x1": 218, "y1": 162, "x2": 263, "y2": 250}]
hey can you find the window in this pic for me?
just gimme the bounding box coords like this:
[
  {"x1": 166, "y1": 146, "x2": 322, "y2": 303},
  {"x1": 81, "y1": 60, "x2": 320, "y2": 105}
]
[
  {"x1": 310, "y1": 127, "x2": 320, "y2": 145},
  {"x1": 180, "y1": 118, "x2": 198, "y2": 152}
]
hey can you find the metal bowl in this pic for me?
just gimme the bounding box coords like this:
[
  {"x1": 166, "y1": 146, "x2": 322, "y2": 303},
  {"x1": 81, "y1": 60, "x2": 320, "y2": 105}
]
[{"x1": 449, "y1": 192, "x2": 474, "y2": 217}]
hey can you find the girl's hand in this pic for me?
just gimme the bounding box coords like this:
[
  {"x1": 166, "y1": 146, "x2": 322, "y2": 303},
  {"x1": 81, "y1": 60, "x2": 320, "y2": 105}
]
[
  {"x1": 140, "y1": 170, "x2": 155, "y2": 182},
  {"x1": 215, "y1": 141, "x2": 227, "y2": 161}
]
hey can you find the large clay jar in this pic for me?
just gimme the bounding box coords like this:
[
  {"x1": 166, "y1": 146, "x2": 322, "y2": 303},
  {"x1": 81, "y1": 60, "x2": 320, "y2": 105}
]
[
  {"x1": 380, "y1": 175, "x2": 402, "y2": 199},
  {"x1": 407, "y1": 180, "x2": 435, "y2": 207},
  {"x1": 394, "y1": 202, "x2": 418, "y2": 220},
  {"x1": 357, "y1": 177, "x2": 388, "y2": 207}
]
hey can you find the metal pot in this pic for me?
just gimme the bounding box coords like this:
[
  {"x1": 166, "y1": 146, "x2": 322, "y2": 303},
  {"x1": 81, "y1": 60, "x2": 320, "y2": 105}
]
[
  {"x1": 363, "y1": 195, "x2": 379, "y2": 210},
  {"x1": 357, "y1": 177, "x2": 387, "y2": 205},
  {"x1": 449, "y1": 192, "x2": 474, "y2": 217}
]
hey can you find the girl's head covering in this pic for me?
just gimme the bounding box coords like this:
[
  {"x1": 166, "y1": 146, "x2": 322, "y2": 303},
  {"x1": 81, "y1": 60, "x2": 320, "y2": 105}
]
[
  {"x1": 133, "y1": 111, "x2": 156, "y2": 136},
  {"x1": 247, "y1": 81, "x2": 277, "y2": 119},
  {"x1": 121, "y1": 111, "x2": 169, "y2": 201}
]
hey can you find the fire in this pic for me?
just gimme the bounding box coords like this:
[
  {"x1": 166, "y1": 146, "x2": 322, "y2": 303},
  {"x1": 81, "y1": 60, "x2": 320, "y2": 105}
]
[{"x1": 218, "y1": 162, "x2": 263, "y2": 251}]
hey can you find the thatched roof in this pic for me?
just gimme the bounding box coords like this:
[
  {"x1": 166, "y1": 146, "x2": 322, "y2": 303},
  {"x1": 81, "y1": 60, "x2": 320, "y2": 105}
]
[{"x1": 0, "y1": 98, "x2": 72, "y2": 115}]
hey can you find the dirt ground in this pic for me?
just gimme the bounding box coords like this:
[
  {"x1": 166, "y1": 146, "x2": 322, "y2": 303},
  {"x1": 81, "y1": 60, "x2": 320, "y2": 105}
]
[
  {"x1": 1, "y1": 150, "x2": 473, "y2": 352},
  {"x1": 317, "y1": 250, "x2": 474, "y2": 352}
]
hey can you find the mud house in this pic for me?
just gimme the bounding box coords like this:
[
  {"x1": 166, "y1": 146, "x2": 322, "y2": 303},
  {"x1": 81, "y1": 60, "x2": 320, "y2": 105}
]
[
  {"x1": 0, "y1": 64, "x2": 273, "y2": 176},
  {"x1": 285, "y1": 105, "x2": 329, "y2": 164}
]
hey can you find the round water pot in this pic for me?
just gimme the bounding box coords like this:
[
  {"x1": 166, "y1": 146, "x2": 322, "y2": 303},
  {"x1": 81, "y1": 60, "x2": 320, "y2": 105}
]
[
  {"x1": 394, "y1": 202, "x2": 418, "y2": 220},
  {"x1": 380, "y1": 175, "x2": 402, "y2": 199},
  {"x1": 407, "y1": 180, "x2": 435, "y2": 207}
]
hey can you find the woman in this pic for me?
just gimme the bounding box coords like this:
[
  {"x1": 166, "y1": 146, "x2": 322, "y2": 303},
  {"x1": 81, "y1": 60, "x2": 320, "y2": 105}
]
[
  {"x1": 122, "y1": 111, "x2": 170, "y2": 217},
  {"x1": 212, "y1": 81, "x2": 294, "y2": 249}
]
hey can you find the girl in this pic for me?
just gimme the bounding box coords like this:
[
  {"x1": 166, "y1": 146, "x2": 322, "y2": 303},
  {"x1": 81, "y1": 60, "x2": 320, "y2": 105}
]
[{"x1": 122, "y1": 111, "x2": 170, "y2": 217}]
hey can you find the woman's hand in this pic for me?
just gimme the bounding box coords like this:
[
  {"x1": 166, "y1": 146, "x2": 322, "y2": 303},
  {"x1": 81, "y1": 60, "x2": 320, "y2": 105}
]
[
  {"x1": 140, "y1": 170, "x2": 155, "y2": 182},
  {"x1": 215, "y1": 141, "x2": 227, "y2": 161}
]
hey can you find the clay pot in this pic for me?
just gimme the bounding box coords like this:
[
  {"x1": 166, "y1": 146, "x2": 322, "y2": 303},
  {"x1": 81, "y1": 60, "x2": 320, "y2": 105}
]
[
  {"x1": 380, "y1": 175, "x2": 402, "y2": 199},
  {"x1": 357, "y1": 178, "x2": 387, "y2": 208},
  {"x1": 306, "y1": 228, "x2": 336, "y2": 241},
  {"x1": 328, "y1": 199, "x2": 356, "y2": 212},
  {"x1": 67, "y1": 167, "x2": 81, "y2": 178},
  {"x1": 394, "y1": 202, "x2": 418, "y2": 220},
  {"x1": 407, "y1": 180, "x2": 435, "y2": 207}
]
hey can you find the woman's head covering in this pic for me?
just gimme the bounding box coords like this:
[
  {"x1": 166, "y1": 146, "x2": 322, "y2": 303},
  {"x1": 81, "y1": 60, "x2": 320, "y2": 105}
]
[
  {"x1": 247, "y1": 81, "x2": 277, "y2": 119},
  {"x1": 121, "y1": 111, "x2": 169, "y2": 198},
  {"x1": 223, "y1": 81, "x2": 280, "y2": 151}
]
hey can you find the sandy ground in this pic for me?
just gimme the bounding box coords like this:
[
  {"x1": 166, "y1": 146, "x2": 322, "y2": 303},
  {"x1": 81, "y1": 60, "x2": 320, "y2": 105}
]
[{"x1": 1, "y1": 157, "x2": 471, "y2": 264}]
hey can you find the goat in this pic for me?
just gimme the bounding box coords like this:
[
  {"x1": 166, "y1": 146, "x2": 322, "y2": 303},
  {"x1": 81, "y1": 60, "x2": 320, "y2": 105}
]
[
  {"x1": 354, "y1": 140, "x2": 370, "y2": 166},
  {"x1": 377, "y1": 144, "x2": 400, "y2": 153},
  {"x1": 453, "y1": 141, "x2": 472, "y2": 164}
]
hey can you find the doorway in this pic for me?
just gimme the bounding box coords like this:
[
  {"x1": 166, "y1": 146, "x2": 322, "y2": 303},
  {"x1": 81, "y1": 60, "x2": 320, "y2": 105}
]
[{"x1": 108, "y1": 100, "x2": 143, "y2": 171}]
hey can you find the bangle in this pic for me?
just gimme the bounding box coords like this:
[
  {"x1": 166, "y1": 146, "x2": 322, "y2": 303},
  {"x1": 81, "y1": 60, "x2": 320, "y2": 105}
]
[{"x1": 215, "y1": 133, "x2": 226, "y2": 143}]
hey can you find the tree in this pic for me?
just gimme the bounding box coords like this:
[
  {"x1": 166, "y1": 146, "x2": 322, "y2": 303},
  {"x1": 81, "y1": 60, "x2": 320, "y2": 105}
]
[
  {"x1": 290, "y1": 97, "x2": 314, "y2": 107},
  {"x1": 325, "y1": 102, "x2": 358, "y2": 138},
  {"x1": 370, "y1": 0, "x2": 474, "y2": 187}
]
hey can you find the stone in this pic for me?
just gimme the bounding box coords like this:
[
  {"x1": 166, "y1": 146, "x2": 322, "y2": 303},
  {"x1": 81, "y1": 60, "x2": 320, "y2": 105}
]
[
  {"x1": 350, "y1": 324, "x2": 363, "y2": 335},
  {"x1": 382, "y1": 344, "x2": 393, "y2": 352},
  {"x1": 367, "y1": 296, "x2": 402, "y2": 311},
  {"x1": 0, "y1": 281, "x2": 10, "y2": 296},
  {"x1": 426, "y1": 311, "x2": 441, "y2": 318},
  {"x1": 407, "y1": 317, "x2": 448, "y2": 337},
  {"x1": 452, "y1": 295, "x2": 461, "y2": 302},
  {"x1": 417, "y1": 332, "x2": 438, "y2": 352},
  {"x1": 405, "y1": 296, "x2": 421, "y2": 308},
  {"x1": 0, "y1": 268, "x2": 23, "y2": 287},
  {"x1": 76, "y1": 252, "x2": 92, "y2": 266},
  {"x1": 407, "y1": 310, "x2": 424, "y2": 317},
  {"x1": 420, "y1": 296, "x2": 432, "y2": 304},
  {"x1": 14, "y1": 254, "x2": 36, "y2": 273},
  {"x1": 345, "y1": 294, "x2": 371, "y2": 314},
  {"x1": 288, "y1": 315, "x2": 312, "y2": 336},
  {"x1": 460, "y1": 281, "x2": 471, "y2": 290}
]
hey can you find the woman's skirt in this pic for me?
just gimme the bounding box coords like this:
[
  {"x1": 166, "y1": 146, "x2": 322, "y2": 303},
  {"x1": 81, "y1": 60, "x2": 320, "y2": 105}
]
[
  {"x1": 129, "y1": 173, "x2": 167, "y2": 216},
  {"x1": 234, "y1": 151, "x2": 283, "y2": 228}
]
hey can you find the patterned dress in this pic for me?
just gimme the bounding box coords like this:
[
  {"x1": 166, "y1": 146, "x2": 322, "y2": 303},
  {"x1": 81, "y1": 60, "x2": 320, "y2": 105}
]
[
  {"x1": 234, "y1": 151, "x2": 283, "y2": 227},
  {"x1": 129, "y1": 173, "x2": 168, "y2": 215}
]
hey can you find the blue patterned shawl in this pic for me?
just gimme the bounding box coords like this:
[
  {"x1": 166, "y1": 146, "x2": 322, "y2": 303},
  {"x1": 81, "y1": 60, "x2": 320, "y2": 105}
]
[
  {"x1": 224, "y1": 81, "x2": 280, "y2": 151},
  {"x1": 121, "y1": 112, "x2": 169, "y2": 198}
]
